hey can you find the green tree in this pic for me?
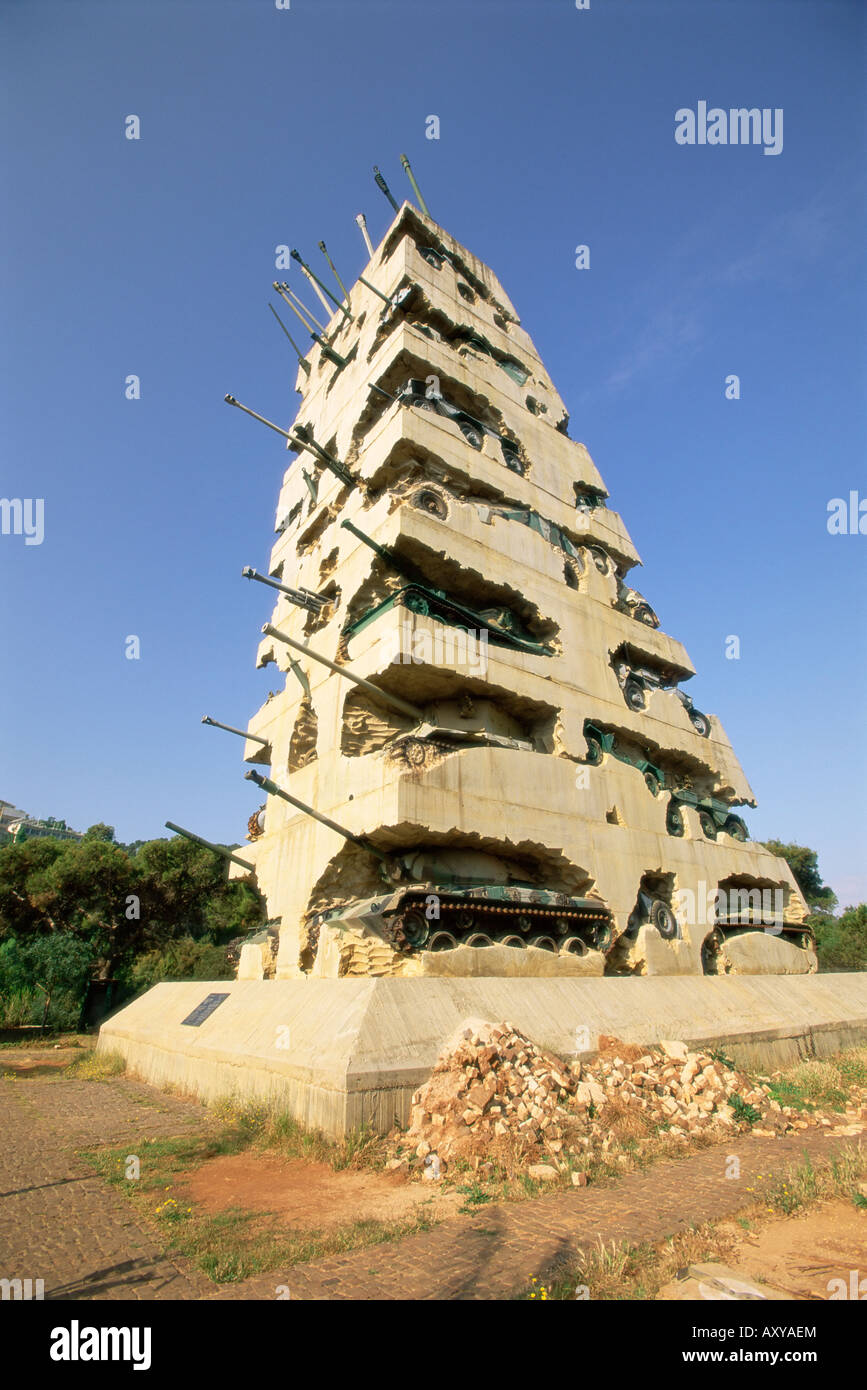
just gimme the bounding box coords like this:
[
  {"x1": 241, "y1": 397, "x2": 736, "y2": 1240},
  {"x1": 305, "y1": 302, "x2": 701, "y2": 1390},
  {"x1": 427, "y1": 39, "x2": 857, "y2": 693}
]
[
  {"x1": 0, "y1": 934, "x2": 95, "y2": 1029},
  {"x1": 762, "y1": 841, "x2": 837, "y2": 911},
  {"x1": 0, "y1": 833, "x2": 262, "y2": 986},
  {"x1": 83, "y1": 823, "x2": 116, "y2": 843},
  {"x1": 812, "y1": 904, "x2": 867, "y2": 972}
]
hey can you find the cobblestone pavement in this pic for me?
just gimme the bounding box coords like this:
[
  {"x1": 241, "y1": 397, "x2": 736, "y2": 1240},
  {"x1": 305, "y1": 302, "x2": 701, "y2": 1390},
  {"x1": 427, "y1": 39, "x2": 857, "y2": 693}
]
[
  {"x1": 220, "y1": 1127, "x2": 863, "y2": 1301},
  {"x1": 0, "y1": 1073, "x2": 216, "y2": 1300},
  {"x1": 0, "y1": 1065, "x2": 861, "y2": 1302}
]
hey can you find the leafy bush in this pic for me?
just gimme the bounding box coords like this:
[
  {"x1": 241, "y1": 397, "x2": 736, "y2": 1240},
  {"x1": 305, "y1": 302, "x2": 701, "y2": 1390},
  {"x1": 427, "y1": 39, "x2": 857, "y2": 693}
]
[
  {"x1": 0, "y1": 934, "x2": 95, "y2": 1029},
  {"x1": 812, "y1": 904, "x2": 867, "y2": 972},
  {"x1": 126, "y1": 937, "x2": 234, "y2": 993}
]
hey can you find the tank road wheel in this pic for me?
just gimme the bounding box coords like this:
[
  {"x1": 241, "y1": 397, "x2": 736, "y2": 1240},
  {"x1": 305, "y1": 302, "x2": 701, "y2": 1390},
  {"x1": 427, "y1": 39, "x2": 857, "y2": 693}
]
[
  {"x1": 498, "y1": 934, "x2": 526, "y2": 949},
  {"x1": 561, "y1": 934, "x2": 589, "y2": 956},
  {"x1": 699, "y1": 812, "x2": 717, "y2": 840},
  {"x1": 428, "y1": 930, "x2": 458, "y2": 952},
  {"x1": 515, "y1": 914, "x2": 533, "y2": 934},
  {"x1": 592, "y1": 922, "x2": 613, "y2": 952},
  {"x1": 404, "y1": 593, "x2": 430, "y2": 617},
  {"x1": 585, "y1": 737, "x2": 603, "y2": 765},
  {"x1": 725, "y1": 818, "x2": 748, "y2": 842},
  {"x1": 412, "y1": 488, "x2": 448, "y2": 520},
  {"x1": 689, "y1": 711, "x2": 711, "y2": 738},
  {"x1": 457, "y1": 419, "x2": 484, "y2": 449},
  {"x1": 552, "y1": 916, "x2": 571, "y2": 937},
  {"x1": 502, "y1": 448, "x2": 523, "y2": 474},
  {"x1": 649, "y1": 900, "x2": 678, "y2": 940},
  {"x1": 528, "y1": 935, "x2": 558, "y2": 953},
  {"x1": 452, "y1": 909, "x2": 476, "y2": 933},
  {"x1": 465, "y1": 933, "x2": 494, "y2": 949},
  {"x1": 625, "y1": 679, "x2": 646, "y2": 711},
  {"x1": 392, "y1": 909, "x2": 430, "y2": 951},
  {"x1": 644, "y1": 771, "x2": 660, "y2": 796},
  {"x1": 402, "y1": 738, "x2": 428, "y2": 768},
  {"x1": 666, "y1": 803, "x2": 685, "y2": 837},
  {"x1": 701, "y1": 928, "x2": 725, "y2": 974}
]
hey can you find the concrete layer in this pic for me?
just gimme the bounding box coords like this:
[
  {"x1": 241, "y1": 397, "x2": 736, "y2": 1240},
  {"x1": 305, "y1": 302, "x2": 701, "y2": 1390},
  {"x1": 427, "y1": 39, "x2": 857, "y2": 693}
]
[{"x1": 98, "y1": 973, "x2": 867, "y2": 1137}]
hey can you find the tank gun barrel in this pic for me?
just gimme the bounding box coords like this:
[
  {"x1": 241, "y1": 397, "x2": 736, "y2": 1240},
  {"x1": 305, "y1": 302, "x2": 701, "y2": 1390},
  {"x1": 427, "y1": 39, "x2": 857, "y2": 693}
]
[
  {"x1": 357, "y1": 274, "x2": 392, "y2": 306},
  {"x1": 274, "y1": 281, "x2": 326, "y2": 333},
  {"x1": 243, "y1": 771, "x2": 389, "y2": 863},
  {"x1": 318, "y1": 241, "x2": 351, "y2": 309},
  {"x1": 373, "y1": 165, "x2": 399, "y2": 213},
  {"x1": 290, "y1": 249, "x2": 352, "y2": 323},
  {"x1": 201, "y1": 715, "x2": 269, "y2": 747},
  {"x1": 339, "y1": 517, "x2": 425, "y2": 586},
  {"x1": 268, "y1": 302, "x2": 311, "y2": 376},
  {"x1": 400, "y1": 154, "x2": 431, "y2": 218},
  {"x1": 289, "y1": 426, "x2": 355, "y2": 488},
  {"x1": 242, "y1": 566, "x2": 326, "y2": 614},
  {"x1": 355, "y1": 213, "x2": 374, "y2": 257},
  {"x1": 164, "y1": 821, "x2": 255, "y2": 871},
  {"x1": 261, "y1": 624, "x2": 423, "y2": 720},
  {"x1": 224, "y1": 395, "x2": 293, "y2": 441},
  {"x1": 276, "y1": 283, "x2": 349, "y2": 369}
]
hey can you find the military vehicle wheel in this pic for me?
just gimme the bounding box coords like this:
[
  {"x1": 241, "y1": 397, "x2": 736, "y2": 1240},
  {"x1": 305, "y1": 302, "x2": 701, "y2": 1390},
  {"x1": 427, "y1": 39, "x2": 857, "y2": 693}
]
[
  {"x1": 590, "y1": 547, "x2": 610, "y2": 574},
  {"x1": 666, "y1": 805, "x2": 685, "y2": 836},
  {"x1": 552, "y1": 916, "x2": 571, "y2": 936},
  {"x1": 689, "y1": 711, "x2": 711, "y2": 737},
  {"x1": 457, "y1": 419, "x2": 484, "y2": 449},
  {"x1": 725, "y1": 819, "x2": 747, "y2": 842},
  {"x1": 528, "y1": 934, "x2": 558, "y2": 952},
  {"x1": 593, "y1": 923, "x2": 612, "y2": 952},
  {"x1": 502, "y1": 447, "x2": 523, "y2": 473},
  {"x1": 392, "y1": 909, "x2": 430, "y2": 950},
  {"x1": 402, "y1": 738, "x2": 428, "y2": 768},
  {"x1": 649, "y1": 900, "x2": 678, "y2": 940},
  {"x1": 499, "y1": 934, "x2": 526, "y2": 949},
  {"x1": 625, "y1": 680, "x2": 646, "y2": 710},
  {"x1": 585, "y1": 737, "x2": 603, "y2": 765},
  {"x1": 644, "y1": 771, "x2": 660, "y2": 796},
  {"x1": 701, "y1": 928, "x2": 725, "y2": 973},
  {"x1": 453, "y1": 910, "x2": 476, "y2": 932},
  {"x1": 428, "y1": 930, "x2": 458, "y2": 951},
  {"x1": 515, "y1": 914, "x2": 533, "y2": 934},
  {"x1": 560, "y1": 936, "x2": 588, "y2": 956},
  {"x1": 412, "y1": 488, "x2": 448, "y2": 519},
  {"x1": 465, "y1": 933, "x2": 494, "y2": 949},
  {"x1": 699, "y1": 812, "x2": 717, "y2": 839}
]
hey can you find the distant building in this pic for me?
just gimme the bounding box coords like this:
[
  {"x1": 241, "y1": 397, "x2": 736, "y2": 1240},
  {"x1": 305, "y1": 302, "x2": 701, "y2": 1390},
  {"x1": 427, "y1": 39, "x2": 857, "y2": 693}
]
[{"x1": 0, "y1": 800, "x2": 83, "y2": 845}]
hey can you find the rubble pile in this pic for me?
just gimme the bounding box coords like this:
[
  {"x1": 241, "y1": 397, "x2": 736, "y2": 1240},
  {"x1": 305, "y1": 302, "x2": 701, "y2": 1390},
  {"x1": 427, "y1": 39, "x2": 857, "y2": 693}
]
[{"x1": 391, "y1": 1021, "x2": 812, "y2": 1175}]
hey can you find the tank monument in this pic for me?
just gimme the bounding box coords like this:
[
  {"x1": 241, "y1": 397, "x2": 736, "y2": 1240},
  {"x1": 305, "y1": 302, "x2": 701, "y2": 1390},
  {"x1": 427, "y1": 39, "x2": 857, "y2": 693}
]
[{"x1": 99, "y1": 162, "x2": 867, "y2": 1134}]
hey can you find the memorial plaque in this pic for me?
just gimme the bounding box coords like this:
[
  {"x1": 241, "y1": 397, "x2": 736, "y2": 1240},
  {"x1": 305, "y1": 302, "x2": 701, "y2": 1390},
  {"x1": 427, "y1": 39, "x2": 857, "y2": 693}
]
[{"x1": 181, "y1": 993, "x2": 230, "y2": 1027}]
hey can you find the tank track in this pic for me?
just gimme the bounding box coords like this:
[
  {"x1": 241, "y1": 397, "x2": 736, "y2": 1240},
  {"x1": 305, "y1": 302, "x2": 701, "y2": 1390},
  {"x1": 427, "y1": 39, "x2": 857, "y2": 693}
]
[{"x1": 384, "y1": 891, "x2": 613, "y2": 955}]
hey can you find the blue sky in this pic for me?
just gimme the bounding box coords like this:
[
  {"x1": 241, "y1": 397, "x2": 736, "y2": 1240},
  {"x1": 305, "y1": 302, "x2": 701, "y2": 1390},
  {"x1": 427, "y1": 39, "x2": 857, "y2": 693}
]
[{"x1": 1, "y1": 0, "x2": 864, "y2": 904}]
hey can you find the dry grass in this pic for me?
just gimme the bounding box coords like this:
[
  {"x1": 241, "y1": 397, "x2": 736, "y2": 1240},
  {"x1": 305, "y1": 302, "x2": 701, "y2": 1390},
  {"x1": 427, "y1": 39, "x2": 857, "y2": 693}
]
[
  {"x1": 525, "y1": 1143, "x2": 867, "y2": 1300},
  {"x1": 63, "y1": 1050, "x2": 126, "y2": 1080}
]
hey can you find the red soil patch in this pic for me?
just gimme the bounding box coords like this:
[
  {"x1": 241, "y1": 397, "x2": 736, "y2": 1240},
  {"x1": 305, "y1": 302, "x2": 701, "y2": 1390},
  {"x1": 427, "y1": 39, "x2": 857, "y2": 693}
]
[{"x1": 180, "y1": 1153, "x2": 462, "y2": 1230}]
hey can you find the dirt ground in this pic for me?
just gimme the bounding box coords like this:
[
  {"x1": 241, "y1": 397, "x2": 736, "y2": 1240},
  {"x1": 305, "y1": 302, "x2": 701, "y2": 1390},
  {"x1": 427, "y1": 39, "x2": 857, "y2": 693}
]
[
  {"x1": 180, "y1": 1152, "x2": 467, "y2": 1229},
  {"x1": 0, "y1": 1047, "x2": 87, "y2": 1076},
  {"x1": 716, "y1": 1200, "x2": 867, "y2": 1300}
]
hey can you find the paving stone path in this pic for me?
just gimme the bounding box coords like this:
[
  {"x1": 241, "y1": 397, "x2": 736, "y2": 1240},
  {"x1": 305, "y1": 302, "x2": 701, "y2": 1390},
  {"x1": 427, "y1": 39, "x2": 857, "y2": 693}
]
[
  {"x1": 0, "y1": 1071, "x2": 216, "y2": 1300},
  {"x1": 0, "y1": 1063, "x2": 861, "y2": 1301}
]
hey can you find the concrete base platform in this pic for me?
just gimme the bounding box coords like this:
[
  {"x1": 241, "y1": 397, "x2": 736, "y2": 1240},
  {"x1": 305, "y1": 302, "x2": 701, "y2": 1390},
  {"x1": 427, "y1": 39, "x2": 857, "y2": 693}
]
[{"x1": 97, "y1": 974, "x2": 867, "y2": 1138}]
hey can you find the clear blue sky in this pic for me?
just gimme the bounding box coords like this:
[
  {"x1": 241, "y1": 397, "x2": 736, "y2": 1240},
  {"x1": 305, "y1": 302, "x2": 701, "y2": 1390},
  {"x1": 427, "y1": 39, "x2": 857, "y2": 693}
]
[{"x1": 1, "y1": 0, "x2": 864, "y2": 905}]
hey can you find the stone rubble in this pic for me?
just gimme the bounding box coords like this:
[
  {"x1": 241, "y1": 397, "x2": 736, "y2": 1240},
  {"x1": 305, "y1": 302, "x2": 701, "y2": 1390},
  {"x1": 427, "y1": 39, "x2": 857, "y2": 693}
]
[{"x1": 388, "y1": 1021, "x2": 866, "y2": 1178}]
